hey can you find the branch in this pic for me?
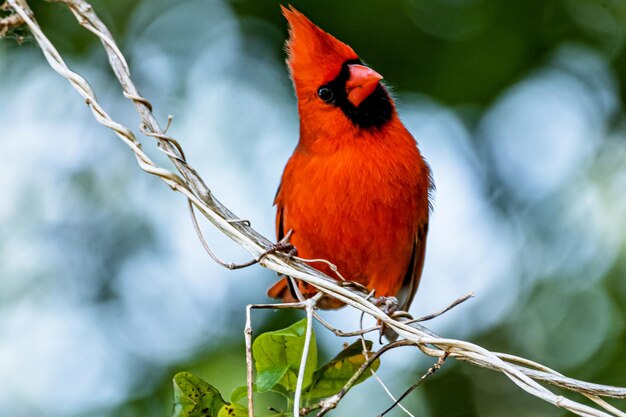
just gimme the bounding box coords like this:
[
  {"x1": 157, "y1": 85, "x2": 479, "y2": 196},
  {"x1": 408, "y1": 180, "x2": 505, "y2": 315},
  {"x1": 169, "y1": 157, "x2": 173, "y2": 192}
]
[
  {"x1": 245, "y1": 299, "x2": 320, "y2": 417},
  {"x1": 0, "y1": 0, "x2": 26, "y2": 37},
  {"x1": 5, "y1": 1, "x2": 626, "y2": 416},
  {"x1": 378, "y1": 353, "x2": 447, "y2": 417},
  {"x1": 313, "y1": 340, "x2": 417, "y2": 417}
]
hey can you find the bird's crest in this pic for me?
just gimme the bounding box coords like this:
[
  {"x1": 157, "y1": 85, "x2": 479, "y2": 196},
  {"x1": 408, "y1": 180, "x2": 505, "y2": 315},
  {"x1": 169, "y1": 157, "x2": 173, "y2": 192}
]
[{"x1": 281, "y1": 5, "x2": 358, "y2": 94}]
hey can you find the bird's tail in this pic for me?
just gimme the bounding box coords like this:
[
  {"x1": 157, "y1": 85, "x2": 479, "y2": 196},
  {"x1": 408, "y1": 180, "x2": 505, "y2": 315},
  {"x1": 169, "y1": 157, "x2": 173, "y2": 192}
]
[{"x1": 267, "y1": 277, "x2": 299, "y2": 303}]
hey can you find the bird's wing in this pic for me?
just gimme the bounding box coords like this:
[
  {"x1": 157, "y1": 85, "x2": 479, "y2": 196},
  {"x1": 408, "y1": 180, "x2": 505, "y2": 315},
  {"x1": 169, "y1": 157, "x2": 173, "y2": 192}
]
[
  {"x1": 267, "y1": 184, "x2": 298, "y2": 301},
  {"x1": 396, "y1": 221, "x2": 429, "y2": 312},
  {"x1": 275, "y1": 184, "x2": 285, "y2": 242}
]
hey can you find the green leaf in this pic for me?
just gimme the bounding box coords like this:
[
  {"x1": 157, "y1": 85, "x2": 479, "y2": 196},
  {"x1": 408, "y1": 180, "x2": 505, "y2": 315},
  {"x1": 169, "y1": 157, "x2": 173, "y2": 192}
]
[
  {"x1": 268, "y1": 383, "x2": 291, "y2": 399},
  {"x1": 256, "y1": 366, "x2": 289, "y2": 393},
  {"x1": 252, "y1": 318, "x2": 317, "y2": 393},
  {"x1": 230, "y1": 383, "x2": 290, "y2": 405},
  {"x1": 229, "y1": 386, "x2": 249, "y2": 404},
  {"x1": 306, "y1": 340, "x2": 380, "y2": 399},
  {"x1": 217, "y1": 403, "x2": 248, "y2": 417},
  {"x1": 172, "y1": 372, "x2": 230, "y2": 417}
]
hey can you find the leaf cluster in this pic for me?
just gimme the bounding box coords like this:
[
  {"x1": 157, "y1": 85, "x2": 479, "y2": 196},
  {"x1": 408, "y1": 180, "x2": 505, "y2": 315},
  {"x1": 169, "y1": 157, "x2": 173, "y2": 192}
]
[{"x1": 172, "y1": 319, "x2": 379, "y2": 417}]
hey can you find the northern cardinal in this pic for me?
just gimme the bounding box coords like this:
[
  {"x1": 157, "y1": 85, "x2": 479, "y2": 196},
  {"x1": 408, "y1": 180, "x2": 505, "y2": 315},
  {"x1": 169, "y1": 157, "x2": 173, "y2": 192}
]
[{"x1": 269, "y1": 6, "x2": 433, "y2": 315}]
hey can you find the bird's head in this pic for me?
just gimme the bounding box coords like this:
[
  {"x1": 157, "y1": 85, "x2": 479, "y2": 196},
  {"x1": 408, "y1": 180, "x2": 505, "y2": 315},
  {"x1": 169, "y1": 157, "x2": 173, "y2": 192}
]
[{"x1": 282, "y1": 5, "x2": 394, "y2": 131}]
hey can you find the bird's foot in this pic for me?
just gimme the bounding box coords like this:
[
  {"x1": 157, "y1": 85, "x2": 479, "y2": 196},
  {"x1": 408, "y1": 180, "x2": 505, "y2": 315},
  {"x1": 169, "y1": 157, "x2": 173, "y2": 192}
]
[
  {"x1": 373, "y1": 296, "x2": 403, "y2": 342},
  {"x1": 373, "y1": 296, "x2": 399, "y2": 316}
]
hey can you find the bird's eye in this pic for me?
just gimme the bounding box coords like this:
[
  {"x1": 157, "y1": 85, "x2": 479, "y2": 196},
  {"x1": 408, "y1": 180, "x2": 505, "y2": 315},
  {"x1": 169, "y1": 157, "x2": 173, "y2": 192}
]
[{"x1": 317, "y1": 87, "x2": 333, "y2": 102}]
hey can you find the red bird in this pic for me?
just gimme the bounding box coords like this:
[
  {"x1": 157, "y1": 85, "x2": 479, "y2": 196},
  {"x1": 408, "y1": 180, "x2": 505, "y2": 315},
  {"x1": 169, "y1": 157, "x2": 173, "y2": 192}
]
[{"x1": 268, "y1": 6, "x2": 433, "y2": 314}]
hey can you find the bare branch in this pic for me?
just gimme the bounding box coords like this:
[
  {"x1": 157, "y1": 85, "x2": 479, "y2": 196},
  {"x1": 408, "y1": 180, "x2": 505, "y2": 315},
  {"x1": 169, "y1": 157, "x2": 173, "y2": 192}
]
[
  {"x1": 314, "y1": 341, "x2": 417, "y2": 417},
  {"x1": 358, "y1": 311, "x2": 416, "y2": 417},
  {"x1": 378, "y1": 354, "x2": 447, "y2": 417},
  {"x1": 408, "y1": 292, "x2": 474, "y2": 323},
  {"x1": 244, "y1": 304, "x2": 254, "y2": 417},
  {"x1": 294, "y1": 299, "x2": 316, "y2": 417},
  {"x1": 0, "y1": 12, "x2": 22, "y2": 36},
  {"x1": 0, "y1": 0, "x2": 26, "y2": 38},
  {"x1": 245, "y1": 300, "x2": 318, "y2": 417}
]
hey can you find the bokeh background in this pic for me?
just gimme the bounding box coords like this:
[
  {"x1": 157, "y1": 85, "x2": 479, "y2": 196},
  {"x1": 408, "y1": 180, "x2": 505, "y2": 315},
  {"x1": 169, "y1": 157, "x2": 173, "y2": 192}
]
[{"x1": 1, "y1": 0, "x2": 625, "y2": 416}]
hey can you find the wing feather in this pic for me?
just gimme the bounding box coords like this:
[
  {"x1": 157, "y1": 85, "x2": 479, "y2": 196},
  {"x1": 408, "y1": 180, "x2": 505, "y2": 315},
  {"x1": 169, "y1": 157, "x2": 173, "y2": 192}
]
[
  {"x1": 267, "y1": 184, "x2": 298, "y2": 301},
  {"x1": 396, "y1": 221, "x2": 429, "y2": 312}
]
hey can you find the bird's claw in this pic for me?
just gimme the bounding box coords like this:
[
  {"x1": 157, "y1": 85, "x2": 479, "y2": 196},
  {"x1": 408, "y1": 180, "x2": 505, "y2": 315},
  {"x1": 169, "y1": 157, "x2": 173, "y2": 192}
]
[{"x1": 373, "y1": 296, "x2": 400, "y2": 316}]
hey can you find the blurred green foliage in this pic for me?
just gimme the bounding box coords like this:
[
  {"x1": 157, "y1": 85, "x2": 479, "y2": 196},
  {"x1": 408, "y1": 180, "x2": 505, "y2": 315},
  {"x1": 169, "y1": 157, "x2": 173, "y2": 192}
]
[
  {"x1": 24, "y1": 0, "x2": 626, "y2": 106},
  {"x1": 28, "y1": 0, "x2": 140, "y2": 55},
  {"x1": 230, "y1": 0, "x2": 626, "y2": 106}
]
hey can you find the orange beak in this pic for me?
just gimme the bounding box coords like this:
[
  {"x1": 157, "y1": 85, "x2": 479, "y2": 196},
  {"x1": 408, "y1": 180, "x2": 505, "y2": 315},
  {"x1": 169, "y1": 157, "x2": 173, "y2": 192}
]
[{"x1": 346, "y1": 64, "x2": 383, "y2": 107}]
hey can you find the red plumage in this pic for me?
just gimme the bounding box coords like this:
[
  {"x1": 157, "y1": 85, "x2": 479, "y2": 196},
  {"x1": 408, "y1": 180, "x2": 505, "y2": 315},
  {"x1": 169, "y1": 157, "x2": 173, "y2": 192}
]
[{"x1": 268, "y1": 6, "x2": 432, "y2": 312}]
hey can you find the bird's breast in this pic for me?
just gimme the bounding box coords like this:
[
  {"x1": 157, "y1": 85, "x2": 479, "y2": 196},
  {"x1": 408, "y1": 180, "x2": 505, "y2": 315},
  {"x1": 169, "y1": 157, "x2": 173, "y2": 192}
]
[{"x1": 278, "y1": 131, "x2": 430, "y2": 287}]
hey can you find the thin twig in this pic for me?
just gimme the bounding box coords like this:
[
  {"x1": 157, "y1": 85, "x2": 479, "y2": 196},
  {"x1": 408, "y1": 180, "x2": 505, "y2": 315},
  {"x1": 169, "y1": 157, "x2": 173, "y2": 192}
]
[
  {"x1": 313, "y1": 311, "x2": 379, "y2": 337},
  {"x1": 371, "y1": 370, "x2": 416, "y2": 417},
  {"x1": 378, "y1": 353, "x2": 448, "y2": 417},
  {"x1": 245, "y1": 300, "x2": 315, "y2": 417},
  {"x1": 0, "y1": 0, "x2": 26, "y2": 37},
  {"x1": 190, "y1": 202, "x2": 295, "y2": 270},
  {"x1": 407, "y1": 292, "x2": 474, "y2": 323},
  {"x1": 189, "y1": 202, "x2": 256, "y2": 270},
  {"x1": 293, "y1": 256, "x2": 348, "y2": 282},
  {"x1": 294, "y1": 298, "x2": 316, "y2": 417},
  {"x1": 358, "y1": 311, "x2": 415, "y2": 417},
  {"x1": 244, "y1": 304, "x2": 254, "y2": 417},
  {"x1": 0, "y1": 11, "x2": 22, "y2": 35},
  {"x1": 315, "y1": 341, "x2": 417, "y2": 417}
]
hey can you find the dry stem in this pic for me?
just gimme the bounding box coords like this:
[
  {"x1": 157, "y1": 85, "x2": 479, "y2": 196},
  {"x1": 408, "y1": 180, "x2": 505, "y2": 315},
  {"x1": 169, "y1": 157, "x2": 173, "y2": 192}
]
[
  {"x1": 0, "y1": 0, "x2": 25, "y2": 37},
  {"x1": 245, "y1": 300, "x2": 318, "y2": 417}
]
